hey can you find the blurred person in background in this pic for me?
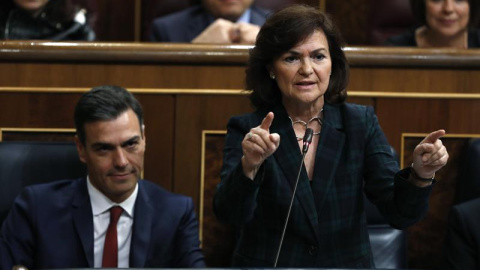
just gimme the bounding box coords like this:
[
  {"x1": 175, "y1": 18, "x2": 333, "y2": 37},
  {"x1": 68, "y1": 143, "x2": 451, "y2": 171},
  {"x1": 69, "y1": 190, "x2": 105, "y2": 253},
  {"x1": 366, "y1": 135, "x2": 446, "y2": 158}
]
[
  {"x1": 0, "y1": 0, "x2": 95, "y2": 40},
  {"x1": 385, "y1": 0, "x2": 480, "y2": 48},
  {"x1": 150, "y1": 0, "x2": 270, "y2": 44}
]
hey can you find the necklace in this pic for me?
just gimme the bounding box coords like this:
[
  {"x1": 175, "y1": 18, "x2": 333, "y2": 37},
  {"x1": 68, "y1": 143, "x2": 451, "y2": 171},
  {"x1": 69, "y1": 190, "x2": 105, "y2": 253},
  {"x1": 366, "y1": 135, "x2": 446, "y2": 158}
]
[{"x1": 289, "y1": 108, "x2": 323, "y2": 141}]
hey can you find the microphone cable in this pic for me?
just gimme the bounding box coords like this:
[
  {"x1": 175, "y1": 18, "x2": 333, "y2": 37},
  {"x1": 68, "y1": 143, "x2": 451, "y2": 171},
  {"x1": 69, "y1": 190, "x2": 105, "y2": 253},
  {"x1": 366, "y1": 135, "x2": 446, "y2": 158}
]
[{"x1": 273, "y1": 128, "x2": 314, "y2": 267}]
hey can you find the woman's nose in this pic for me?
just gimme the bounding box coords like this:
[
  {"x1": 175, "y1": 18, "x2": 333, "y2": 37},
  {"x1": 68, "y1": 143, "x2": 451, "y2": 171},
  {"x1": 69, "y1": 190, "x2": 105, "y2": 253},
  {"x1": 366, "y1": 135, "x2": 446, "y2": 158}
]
[{"x1": 299, "y1": 59, "x2": 313, "y2": 76}]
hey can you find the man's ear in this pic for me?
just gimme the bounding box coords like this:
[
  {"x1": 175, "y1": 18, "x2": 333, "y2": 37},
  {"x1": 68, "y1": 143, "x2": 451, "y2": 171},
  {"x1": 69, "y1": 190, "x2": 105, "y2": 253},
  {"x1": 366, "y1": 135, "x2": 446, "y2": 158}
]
[
  {"x1": 74, "y1": 136, "x2": 87, "y2": 163},
  {"x1": 142, "y1": 124, "x2": 146, "y2": 143}
]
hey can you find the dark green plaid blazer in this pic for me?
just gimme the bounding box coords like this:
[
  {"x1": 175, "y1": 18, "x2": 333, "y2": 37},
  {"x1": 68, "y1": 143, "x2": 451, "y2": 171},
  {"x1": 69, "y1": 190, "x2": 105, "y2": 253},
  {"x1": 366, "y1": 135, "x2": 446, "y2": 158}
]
[{"x1": 214, "y1": 102, "x2": 433, "y2": 268}]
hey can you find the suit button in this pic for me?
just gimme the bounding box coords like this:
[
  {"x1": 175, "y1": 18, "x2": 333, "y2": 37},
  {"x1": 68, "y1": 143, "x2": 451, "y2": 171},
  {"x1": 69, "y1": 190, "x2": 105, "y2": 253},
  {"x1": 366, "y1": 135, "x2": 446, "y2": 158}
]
[{"x1": 308, "y1": 245, "x2": 318, "y2": 255}]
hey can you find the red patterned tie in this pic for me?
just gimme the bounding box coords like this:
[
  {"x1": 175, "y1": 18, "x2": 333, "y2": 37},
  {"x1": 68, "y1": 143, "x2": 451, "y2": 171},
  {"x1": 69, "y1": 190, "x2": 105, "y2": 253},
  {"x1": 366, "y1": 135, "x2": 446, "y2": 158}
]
[{"x1": 102, "y1": 206, "x2": 123, "y2": 267}]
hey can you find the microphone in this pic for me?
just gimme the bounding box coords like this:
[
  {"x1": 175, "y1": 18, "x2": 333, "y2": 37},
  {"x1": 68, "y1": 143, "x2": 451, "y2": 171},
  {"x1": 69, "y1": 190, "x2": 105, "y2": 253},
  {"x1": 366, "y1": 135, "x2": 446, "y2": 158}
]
[
  {"x1": 302, "y1": 128, "x2": 314, "y2": 154},
  {"x1": 273, "y1": 128, "x2": 314, "y2": 267}
]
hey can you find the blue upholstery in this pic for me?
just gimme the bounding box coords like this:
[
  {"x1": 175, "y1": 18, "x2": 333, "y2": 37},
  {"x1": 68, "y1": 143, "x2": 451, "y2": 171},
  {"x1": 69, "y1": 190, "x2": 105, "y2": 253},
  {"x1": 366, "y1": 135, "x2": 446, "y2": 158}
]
[
  {"x1": 0, "y1": 141, "x2": 86, "y2": 227},
  {"x1": 363, "y1": 145, "x2": 407, "y2": 269},
  {"x1": 365, "y1": 198, "x2": 407, "y2": 269},
  {"x1": 455, "y1": 138, "x2": 480, "y2": 205}
]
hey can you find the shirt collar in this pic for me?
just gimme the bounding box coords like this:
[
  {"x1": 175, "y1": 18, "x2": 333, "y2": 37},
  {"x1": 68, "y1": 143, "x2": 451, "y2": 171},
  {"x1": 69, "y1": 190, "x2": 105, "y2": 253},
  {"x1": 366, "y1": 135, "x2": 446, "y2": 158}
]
[
  {"x1": 236, "y1": 8, "x2": 251, "y2": 23},
  {"x1": 87, "y1": 176, "x2": 138, "y2": 218},
  {"x1": 206, "y1": 8, "x2": 252, "y2": 24}
]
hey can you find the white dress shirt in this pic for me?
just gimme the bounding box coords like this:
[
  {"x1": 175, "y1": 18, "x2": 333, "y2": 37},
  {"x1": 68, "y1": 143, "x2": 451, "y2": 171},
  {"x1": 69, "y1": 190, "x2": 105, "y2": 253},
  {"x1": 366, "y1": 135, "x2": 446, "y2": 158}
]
[{"x1": 87, "y1": 177, "x2": 138, "y2": 268}]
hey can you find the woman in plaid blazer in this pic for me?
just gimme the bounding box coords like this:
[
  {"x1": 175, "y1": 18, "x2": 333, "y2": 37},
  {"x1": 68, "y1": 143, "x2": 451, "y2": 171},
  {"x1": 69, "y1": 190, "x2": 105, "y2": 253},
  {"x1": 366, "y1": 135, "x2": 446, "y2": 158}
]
[{"x1": 214, "y1": 5, "x2": 449, "y2": 268}]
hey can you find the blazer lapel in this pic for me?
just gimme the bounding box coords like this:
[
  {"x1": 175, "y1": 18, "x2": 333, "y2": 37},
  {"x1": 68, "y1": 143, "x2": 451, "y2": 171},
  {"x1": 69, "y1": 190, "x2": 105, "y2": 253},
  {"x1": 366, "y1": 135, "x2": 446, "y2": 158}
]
[
  {"x1": 71, "y1": 178, "x2": 94, "y2": 267},
  {"x1": 129, "y1": 181, "x2": 153, "y2": 267},
  {"x1": 187, "y1": 8, "x2": 215, "y2": 42},
  {"x1": 311, "y1": 104, "x2": 345, "y2": 217},
  {"x1": 271, "y1": 105, "x2": 320, "y2": 242}
]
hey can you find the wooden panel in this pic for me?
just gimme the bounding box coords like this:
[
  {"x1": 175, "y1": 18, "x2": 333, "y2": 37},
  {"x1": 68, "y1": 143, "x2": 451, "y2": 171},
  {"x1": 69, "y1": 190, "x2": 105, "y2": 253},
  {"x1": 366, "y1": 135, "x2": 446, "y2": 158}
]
[
  {"x1": 0, "y1": 128, "x2": 76, "y2": 142},
  {"x1": 201, "y1": 132, "x2": 235, "y2": 267},
  {"x1": 0, "y1": 63, "x2": 245, "y2": 89},
  {"x1": 376, "y1": 99, "x2": 480, "y2": 153},
  {"x1": 326, "y1": 0, "x2": 368, "y2": 45},
  {"x1": 136, "y1": 94, "x2": 175, "y2": 190},
  {"x1": 84, "y1": 0, "x2": 137, "y2": 41},
  {"x1": 174, "y1": 95, "x2": 251, "y2": 206}
]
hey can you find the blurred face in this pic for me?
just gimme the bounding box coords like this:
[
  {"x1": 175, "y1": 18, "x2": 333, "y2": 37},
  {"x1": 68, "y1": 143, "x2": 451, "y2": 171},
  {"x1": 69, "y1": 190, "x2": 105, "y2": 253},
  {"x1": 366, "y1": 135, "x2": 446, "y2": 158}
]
[
  {"x1": 75, "y1": 109, "x2": 146, "y2": 203},
  {"x1": 202, "y1": 0, "x2": 254, "y2": 21},
  {"x1": 425, "y1": 0, "x2": 470, "y2": 37},
  {"x1": 14, "y1": 0, "x2": 49, "y2": 14},
  {"x1": 270, "y1": 30, "x2": 332, "y2": 108}
]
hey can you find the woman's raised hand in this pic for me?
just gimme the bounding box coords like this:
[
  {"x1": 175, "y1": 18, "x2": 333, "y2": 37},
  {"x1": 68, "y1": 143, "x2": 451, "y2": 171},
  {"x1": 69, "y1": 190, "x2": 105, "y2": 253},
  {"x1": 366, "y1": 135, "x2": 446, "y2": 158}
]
[{"x1": 241, "y1": 112, "x2": 280, "y2": 180}]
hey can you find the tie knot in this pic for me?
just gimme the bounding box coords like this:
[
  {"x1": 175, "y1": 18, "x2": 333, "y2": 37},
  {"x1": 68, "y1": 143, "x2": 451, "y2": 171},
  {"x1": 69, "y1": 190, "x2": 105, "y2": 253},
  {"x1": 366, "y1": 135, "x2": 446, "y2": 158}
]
[{"x1": 109, "y1": 206, "x2": 123, "y2": 225}]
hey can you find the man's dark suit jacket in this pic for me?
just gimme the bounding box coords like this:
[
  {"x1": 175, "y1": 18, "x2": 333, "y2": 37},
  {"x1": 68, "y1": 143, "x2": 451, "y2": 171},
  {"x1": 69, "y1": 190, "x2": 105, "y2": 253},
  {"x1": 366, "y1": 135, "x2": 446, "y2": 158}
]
[
  {"x1": 215, "y1": 103, "x2": 433, "y2": 268},
  {"x1": 0, "y1": 178, "x2": 205, "y2": 269},
  {"x1": 149, "y1": 5, "x2": 270, "y2": 42},
  {"x1": 443, "y1": 197, "x2": 480, "y2": 269}
]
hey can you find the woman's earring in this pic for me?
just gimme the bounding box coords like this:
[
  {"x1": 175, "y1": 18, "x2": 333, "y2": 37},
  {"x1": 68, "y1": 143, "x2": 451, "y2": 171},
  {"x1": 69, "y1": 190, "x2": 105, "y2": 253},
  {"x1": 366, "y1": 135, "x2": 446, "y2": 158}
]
[{"x1": 270, "y1": 73, "x2": 275, "y2": 80}]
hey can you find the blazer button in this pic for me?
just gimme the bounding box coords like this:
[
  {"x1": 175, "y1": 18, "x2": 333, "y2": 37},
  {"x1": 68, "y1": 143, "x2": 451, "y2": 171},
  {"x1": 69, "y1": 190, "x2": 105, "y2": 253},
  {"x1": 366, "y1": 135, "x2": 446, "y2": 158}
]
[{"x1": 308, "y1": 245, "x2": 318, "y2": 255}]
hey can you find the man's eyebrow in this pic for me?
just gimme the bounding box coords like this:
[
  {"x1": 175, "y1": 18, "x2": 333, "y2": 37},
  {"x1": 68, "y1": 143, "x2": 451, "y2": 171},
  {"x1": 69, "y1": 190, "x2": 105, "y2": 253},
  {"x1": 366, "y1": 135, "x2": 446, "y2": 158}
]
[
  {"x1": 90, "y1": 142, "x2": 114, "y2": 149},
  {"x1": 121, "y1": 136, "x2": 140, "y2": 147}
]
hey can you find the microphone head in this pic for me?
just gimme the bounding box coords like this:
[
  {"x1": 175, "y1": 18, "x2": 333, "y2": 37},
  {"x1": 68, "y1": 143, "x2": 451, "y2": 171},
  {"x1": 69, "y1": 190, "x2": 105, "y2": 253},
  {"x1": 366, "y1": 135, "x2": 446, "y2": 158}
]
[
  {"x1": 302, "y1": 128, "x2": 314, "y2": 153},
  {"x1": 303, "y1": 128, "x2": 314, "y2": 144}
]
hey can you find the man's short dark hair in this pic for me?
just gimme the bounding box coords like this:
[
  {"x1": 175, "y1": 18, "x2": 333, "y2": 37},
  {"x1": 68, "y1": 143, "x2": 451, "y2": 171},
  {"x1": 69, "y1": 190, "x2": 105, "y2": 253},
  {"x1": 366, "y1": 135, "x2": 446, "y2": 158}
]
[{"x1": 74, "y1": 85, "x2": 143, "y2": 145}]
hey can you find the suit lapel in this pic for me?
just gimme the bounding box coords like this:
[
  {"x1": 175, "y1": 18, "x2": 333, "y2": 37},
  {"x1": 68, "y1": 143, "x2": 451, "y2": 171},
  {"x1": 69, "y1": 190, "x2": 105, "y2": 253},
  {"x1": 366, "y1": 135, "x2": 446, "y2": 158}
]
[
  {"x1": 270, "y1": 105, "x2": 320, "y2": 242},
  {"x1": 129, "y1": 181, "x2": 153, "y2": 267},
  {"x1": 311, "y1": 104, "x2": 345, "y2": 217},
  {"x1": 71, "y1": 178, "x2": 94, "y2": 267},
  {"x1": 249, "y1": 7, "x2": 268, "y2": 26},
  {"x1": 187, "y1": 8, "x2": 215, "y2": 42}
]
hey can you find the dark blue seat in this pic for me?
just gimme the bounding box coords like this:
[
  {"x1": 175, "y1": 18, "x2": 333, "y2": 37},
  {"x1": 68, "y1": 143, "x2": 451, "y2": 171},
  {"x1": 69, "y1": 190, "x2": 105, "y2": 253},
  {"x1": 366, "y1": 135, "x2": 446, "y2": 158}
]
[
  {"x1": 0, "y1": 141, "x2": 86, "y2": 227},
  {"x1": 455, "y1": 138, "x2": 480, "y2": 205}
]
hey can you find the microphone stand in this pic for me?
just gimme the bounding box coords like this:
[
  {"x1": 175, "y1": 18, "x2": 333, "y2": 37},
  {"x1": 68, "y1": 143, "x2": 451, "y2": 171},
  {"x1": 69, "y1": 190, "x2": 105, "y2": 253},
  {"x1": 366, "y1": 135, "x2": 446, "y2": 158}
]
[{"x1": 273, "y1": 128, "x2": 314, "y2": 267}]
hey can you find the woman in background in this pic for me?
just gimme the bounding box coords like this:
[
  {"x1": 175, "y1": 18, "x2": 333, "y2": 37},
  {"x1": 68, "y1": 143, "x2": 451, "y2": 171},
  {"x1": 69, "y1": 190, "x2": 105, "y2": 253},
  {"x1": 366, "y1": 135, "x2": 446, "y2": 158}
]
[
  {"x1": 386, "y1": 0, "x2": 480, "y2": 48},
  {"x1": 0, "y1": 0, "x2": 94, "y2": 40},
  {"x1": 215, "y1": 4, "x2": 448, "y2": 268}
]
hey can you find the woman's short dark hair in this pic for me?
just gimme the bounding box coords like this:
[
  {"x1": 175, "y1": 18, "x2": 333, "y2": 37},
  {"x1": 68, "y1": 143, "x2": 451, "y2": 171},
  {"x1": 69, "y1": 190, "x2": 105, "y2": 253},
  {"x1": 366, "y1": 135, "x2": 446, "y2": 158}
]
[
  {"x1": 74, "y1": 85, "x2": 143, "y2": 145},
  {"x1": 246, "y1": 4, "x2": 349, "y2": 109},
  {"x1": 410, "y1": 0, "x2": 480, "y2": 28}
]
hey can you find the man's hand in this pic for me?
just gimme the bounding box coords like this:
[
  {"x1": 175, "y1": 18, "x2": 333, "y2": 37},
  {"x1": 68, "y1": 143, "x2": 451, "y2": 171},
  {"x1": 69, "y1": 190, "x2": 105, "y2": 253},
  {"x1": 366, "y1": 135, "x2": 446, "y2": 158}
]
[
  {"x1": 193, "y1": 19, "x2": 260, "y2": 44},
  {"x1": 229, "y1": 22, "x2": 260, "y2": 44},
  {"x1": 192, "y1": 18, "x2": 235, "y2": 44}
]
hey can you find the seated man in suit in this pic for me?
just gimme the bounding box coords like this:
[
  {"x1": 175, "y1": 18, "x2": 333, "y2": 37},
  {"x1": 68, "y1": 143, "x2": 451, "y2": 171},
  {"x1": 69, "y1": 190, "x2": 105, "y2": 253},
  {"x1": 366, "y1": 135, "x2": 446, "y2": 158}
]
[
  {"x1": 0, "y1": 85, "x2": 205, "y2": 269},
  {"x1": 150, "y1": 0, "x2": 270, "y2": 44},
  {"x1": 442, "y1": 197, "x2": 480, "y2": 269}
]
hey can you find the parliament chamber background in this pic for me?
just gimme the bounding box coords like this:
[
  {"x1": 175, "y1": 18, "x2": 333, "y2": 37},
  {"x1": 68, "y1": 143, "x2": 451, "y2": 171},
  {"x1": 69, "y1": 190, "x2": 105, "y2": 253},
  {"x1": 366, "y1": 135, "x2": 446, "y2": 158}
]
[{"x1": 1, "y1": 0, "x2": 480, "y2": 269}]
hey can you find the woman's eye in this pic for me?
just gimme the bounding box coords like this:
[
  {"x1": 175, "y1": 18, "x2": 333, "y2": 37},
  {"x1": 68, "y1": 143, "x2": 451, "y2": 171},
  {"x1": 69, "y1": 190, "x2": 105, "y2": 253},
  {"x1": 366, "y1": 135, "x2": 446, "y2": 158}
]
[
  {"x1": 313, "y1": 54, "x2": 325, "y2": 61},
  {"x1": 284, "y1": 56, "x2": 297, "y2": 63}
]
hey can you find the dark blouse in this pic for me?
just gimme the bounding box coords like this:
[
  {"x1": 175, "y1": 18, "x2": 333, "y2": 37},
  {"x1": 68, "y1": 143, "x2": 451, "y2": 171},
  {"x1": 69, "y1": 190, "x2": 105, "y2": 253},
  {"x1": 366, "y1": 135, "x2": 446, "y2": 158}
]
[
  {"x1": 385, "y1": 28, "x2": 480, "y2": 48},
  {"x1": 0, "y1": 7, "x2": 95, "y2": 41}
]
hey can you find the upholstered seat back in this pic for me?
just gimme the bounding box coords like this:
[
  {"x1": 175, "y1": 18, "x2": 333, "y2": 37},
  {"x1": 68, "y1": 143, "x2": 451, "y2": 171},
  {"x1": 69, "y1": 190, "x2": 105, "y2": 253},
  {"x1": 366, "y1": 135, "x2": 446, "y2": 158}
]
[
  {"x1": 368, "y1": 0, "x2": 415, "y2": 45},
  {"x1": 365, "y1": 198, "x2": 407, "y2": 269},
  {"x1": 0, "y1": 142, "x2": 86, "y2": 227},
  {"x1": 455, "y1": 138, "x2": 480, "y2": 204}
]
